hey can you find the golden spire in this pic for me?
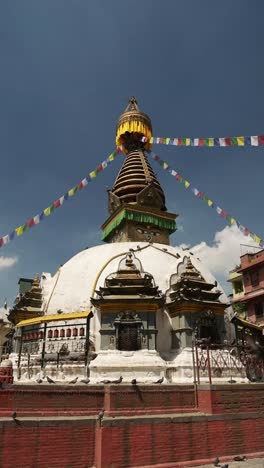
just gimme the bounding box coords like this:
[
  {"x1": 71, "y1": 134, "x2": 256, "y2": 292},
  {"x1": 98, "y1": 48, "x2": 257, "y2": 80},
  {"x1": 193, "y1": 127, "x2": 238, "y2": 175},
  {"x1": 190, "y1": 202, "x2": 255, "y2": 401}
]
[{"x1": 111, "y1": 150, "x2": 166, "y2": 208}]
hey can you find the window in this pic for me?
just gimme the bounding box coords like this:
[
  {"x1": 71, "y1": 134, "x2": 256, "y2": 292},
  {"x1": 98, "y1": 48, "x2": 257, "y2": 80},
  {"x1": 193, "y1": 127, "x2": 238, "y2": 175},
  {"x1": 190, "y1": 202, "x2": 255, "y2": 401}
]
[
  {"x1": 251, "y1": 271, "x2": 259, "y2": 287},
  {"x1": 254, "y1": 303, "x2": 263, "y2": 318},
  {"x1": 199, "y1": 325, "x2": 218, "y2": 343},
  {"x1": 234, "y1": 281, "x2": 243, "y2": 294},
  {"x1": 195, "y1": 310, "x2": 220, "y2": 344}
]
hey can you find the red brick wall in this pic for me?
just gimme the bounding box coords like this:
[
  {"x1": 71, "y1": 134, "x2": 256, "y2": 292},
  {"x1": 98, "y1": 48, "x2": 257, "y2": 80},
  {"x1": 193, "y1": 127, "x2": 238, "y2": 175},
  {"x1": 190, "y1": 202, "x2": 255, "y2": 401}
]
[
  {"x1": 0, "y1": 384, "x2": 264, "y2": 467},
  {"x1": 0, "y1": 419, "x2": 95, "y2": 468},
  {"x1": 104, "y1": 384, "x2": 195, "y2": 416},
  {"x1": 0, "y1": 384, "x2": 194, "y2": 417},
  {"x1": 96, "y1": 414, "x2": 264, "y2": 468},
  {"x1": 0, "y1": 385, "x2": 104, "y2": 416},
  {"x1": 198, "y1": 384, "x2": 264, "y2": 414}
]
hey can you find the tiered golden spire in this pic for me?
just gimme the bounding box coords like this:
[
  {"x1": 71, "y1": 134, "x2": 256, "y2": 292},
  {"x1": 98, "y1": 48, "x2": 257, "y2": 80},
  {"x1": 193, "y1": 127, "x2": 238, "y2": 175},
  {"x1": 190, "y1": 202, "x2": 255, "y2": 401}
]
[
  {"x1": 111, "y1": 149, "x2": 166, "y2": 208},
  {"x1": 101, "y1": 98, "x2": 177, "y2": 244}
]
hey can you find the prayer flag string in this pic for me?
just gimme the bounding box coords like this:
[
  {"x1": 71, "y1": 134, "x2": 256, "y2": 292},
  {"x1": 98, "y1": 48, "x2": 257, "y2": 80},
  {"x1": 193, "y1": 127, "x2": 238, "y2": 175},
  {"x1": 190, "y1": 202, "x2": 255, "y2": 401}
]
[
  {"x1": 0, "y1": 150, "x2": 119, "y2": 249},
  {"x1": 142, "y1": 135, "x2": 264, "y2": 148},
  {"x1": 150, "y1": 151, "x2": 263, "y2": 248}
]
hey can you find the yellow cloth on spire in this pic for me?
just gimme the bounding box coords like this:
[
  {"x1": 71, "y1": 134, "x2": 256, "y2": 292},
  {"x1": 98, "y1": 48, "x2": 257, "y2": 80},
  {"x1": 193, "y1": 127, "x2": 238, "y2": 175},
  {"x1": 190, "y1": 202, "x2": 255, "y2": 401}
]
[{"x1": 116, "y1": 120, "x2": 152, "y2": 153}]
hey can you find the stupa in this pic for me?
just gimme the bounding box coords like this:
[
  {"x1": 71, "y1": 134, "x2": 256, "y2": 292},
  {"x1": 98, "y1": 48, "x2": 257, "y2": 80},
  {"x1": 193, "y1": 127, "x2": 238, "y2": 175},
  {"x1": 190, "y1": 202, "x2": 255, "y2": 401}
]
[{"x1": 9, "y1": 98, "x2": 229, "y2": 383}]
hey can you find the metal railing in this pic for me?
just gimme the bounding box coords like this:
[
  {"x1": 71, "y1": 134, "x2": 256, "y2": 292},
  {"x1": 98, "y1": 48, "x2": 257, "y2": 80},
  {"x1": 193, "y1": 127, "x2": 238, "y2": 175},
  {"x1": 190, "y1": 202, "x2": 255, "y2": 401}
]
[{"x1": 193, "y1": 341, "x2": 264, "y2": 384}]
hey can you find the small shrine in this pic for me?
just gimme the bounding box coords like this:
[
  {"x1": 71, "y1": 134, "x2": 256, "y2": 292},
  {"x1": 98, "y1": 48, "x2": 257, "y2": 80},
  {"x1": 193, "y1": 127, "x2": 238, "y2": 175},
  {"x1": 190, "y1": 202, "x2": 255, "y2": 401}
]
[
  {"x1": 91, "y1": 251, "x2": 163, "y2": 352},
  {"x1": 166, "y1": 256, "x2": 227, "y2": 348},
  {"x1": 9, "y1": 275, "x2": 43, "y2": 325}
]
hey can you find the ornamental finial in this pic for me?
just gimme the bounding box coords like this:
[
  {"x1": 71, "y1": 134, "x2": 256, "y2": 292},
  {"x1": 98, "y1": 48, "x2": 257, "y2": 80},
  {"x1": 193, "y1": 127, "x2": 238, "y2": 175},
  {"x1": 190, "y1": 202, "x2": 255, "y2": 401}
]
[{"x1": 125, "y1": 96, "x2": 139, "y2": 112}]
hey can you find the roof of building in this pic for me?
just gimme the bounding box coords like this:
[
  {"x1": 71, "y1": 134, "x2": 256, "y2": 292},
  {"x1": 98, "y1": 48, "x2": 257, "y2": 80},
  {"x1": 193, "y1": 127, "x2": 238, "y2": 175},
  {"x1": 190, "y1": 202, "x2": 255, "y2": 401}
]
[
  {"x1": 231, "y1": 314, "x2": 263, "y2": 330},
  {"x1": 16, "y1": 310, "x2": 91, "y2": 328},
  {"x1": 238, "y1": 251, "x2": 264, "y2": 272}
]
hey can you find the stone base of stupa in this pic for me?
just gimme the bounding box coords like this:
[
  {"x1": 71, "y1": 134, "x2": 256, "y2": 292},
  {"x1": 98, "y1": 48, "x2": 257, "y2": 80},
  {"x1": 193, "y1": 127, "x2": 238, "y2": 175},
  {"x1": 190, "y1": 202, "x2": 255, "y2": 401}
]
[
  {"x1": 9, "y1": 353, "x2": 89, "y2": 384},
  {"x1": 89, "y1": 350, "x2": 166, "y2": 384},
  {"x1": 9, "y1": 347, "x2": 249, "y2": 384},
  {"x1": 164, "y1": 347, "x2": 248, "y2": 384}
]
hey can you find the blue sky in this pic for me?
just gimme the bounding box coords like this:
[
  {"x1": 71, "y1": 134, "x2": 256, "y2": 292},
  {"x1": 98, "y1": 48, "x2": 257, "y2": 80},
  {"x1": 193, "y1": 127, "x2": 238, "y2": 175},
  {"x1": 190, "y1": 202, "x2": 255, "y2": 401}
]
[{"x1": 0, "y1": 1, "x2": 263, "y2": 304}]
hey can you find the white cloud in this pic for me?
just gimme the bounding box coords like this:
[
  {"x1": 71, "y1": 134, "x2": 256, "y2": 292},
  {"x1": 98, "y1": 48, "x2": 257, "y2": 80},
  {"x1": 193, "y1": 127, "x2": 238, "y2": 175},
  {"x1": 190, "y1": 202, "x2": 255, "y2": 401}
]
[
  {"x1": 0, "y1": 256, "x2": 18, "y2": 270},
  {"x1": 190, "y1": 225, "x2": 258, "y2": 278}
]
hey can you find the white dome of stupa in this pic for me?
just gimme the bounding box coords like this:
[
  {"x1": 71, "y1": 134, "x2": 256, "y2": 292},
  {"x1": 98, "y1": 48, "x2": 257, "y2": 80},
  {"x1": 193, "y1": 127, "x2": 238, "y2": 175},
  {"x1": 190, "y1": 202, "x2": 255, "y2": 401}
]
[{"x1": 42, "y1": 242, "x2": 228, "y2": 316}]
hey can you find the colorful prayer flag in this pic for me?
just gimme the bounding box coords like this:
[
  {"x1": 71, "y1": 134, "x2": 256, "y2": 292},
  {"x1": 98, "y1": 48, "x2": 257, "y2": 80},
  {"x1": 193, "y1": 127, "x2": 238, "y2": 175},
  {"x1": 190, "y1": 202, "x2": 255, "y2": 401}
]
[
  {"x1": 16, "y1": 226, "x2": 24, "y2": 236},
  {"x1": 237, "y1": 137, "x2": 245, "y2": 146}
]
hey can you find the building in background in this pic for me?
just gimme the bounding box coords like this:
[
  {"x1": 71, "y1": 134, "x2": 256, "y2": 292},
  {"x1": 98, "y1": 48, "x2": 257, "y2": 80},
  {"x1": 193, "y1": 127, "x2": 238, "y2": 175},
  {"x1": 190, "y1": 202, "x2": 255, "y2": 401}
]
[{"x1": 229, "y1": 247, "x2": 264, "y2": 326}]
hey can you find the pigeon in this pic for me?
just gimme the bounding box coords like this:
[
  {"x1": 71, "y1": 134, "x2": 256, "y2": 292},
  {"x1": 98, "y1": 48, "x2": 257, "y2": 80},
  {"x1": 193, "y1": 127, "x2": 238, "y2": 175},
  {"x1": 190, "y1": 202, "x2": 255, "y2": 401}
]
[
  {"x1": 11, "y1": 411, "x2": 17, "y2": 420},
  {"x1": 154, "y1": 376, "x2": 164, "y2": 384},
  {"x1": 220, "y1": 464, "x2": 229, "y2": 468},
  {"x1": 46, "y1": 376, "x2": 56, "y2": 384},
  {"x1": 233, "y1": 456, "x2": 246, "y2": 461},
  {"x1": 36, "y1": 378, "x2": 43, "y2": 384},
  {"x1": 69, "y1": 377, "x2": 78, "y2": 384},
  {"x1": 100, "y1": 379, "x2": 111, "y2": 384},
  {"x1": 98, "y1": 409, "x2": 105, "y2": 426},
  {"x1": 131, "y1": 379, "x2": 137, "y2": 385},
  {"x1": 213, "y1": 457, "x2": 220, "y2": 466},
  {"x1": 81, "y1": 378, "x2": 90, "y2": 384},
  {"x1": 227, "y1": 378, "x2": 237, "y2": 384},
  {"x1": 112, "y1": 376, "x2": 123, "y2": 384}
]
